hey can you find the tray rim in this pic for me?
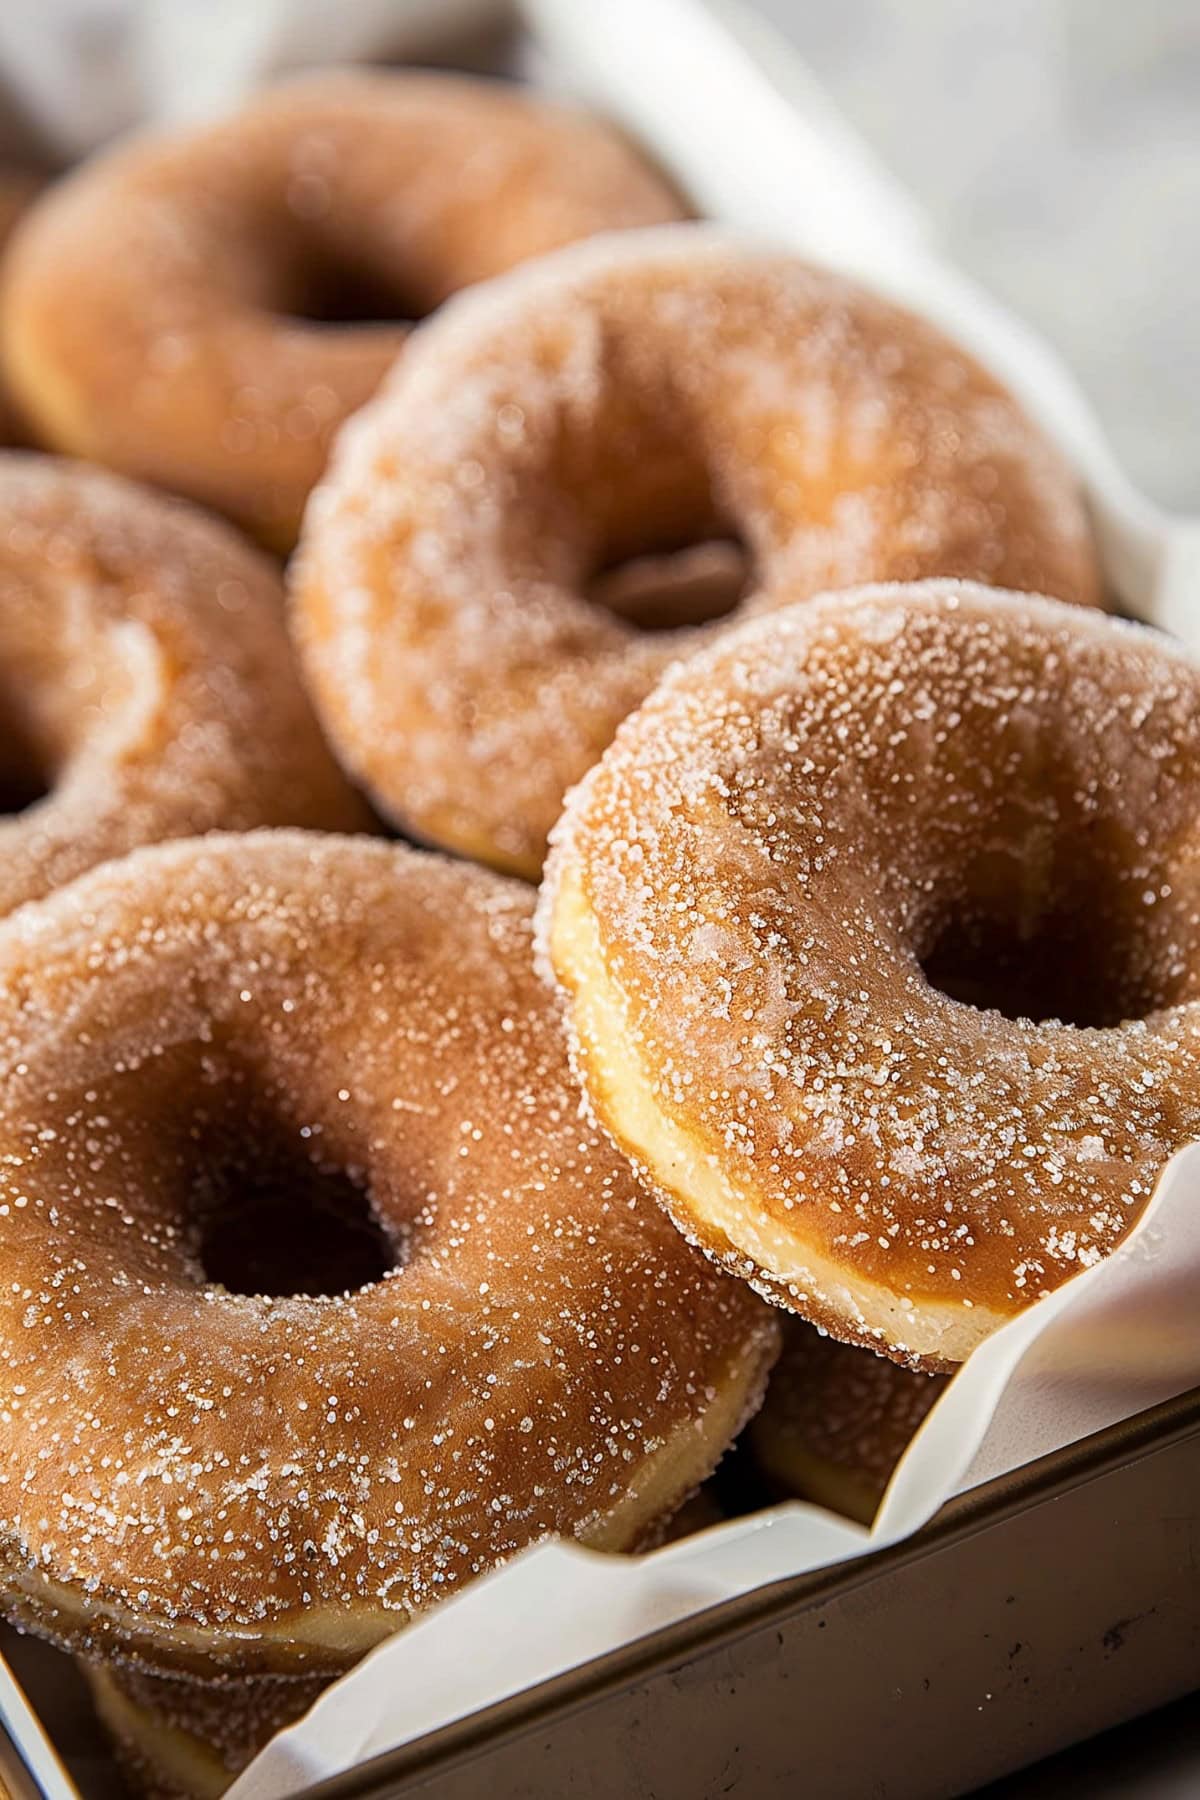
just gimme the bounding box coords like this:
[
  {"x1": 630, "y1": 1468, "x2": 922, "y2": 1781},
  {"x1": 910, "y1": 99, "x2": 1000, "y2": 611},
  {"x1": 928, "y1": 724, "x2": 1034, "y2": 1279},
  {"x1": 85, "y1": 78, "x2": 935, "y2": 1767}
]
[{"x1": 292, "y1": 1383, "x2": 1200, "y2": 1798}]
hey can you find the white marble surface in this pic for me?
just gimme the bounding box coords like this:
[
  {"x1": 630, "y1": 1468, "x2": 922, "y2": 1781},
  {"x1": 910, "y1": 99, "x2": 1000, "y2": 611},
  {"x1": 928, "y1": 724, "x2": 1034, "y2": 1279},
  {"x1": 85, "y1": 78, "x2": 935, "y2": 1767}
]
[{"x1": 753, "y1": 0, "x2": 1200, "y2": 512}]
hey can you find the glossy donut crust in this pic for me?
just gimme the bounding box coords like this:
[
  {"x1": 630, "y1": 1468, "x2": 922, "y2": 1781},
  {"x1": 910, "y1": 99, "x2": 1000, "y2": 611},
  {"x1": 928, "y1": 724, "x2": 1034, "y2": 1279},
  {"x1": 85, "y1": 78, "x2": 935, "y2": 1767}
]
[
  {"x1": 294, "y1": 228, "x2": 1100, "y2": 878},
  {"x1": 0, "y1": 454, "x2": 367, "y2": 917},
  {"x1": 0, "y1": 73, "x2": 685, "y2": 549},
  {"x1": 0, "y1": 833, "x2": 777, "y2": 1675},
  {"x1": 539, "y1": 582, "x2": 1200, "y2": 1368},
  {"x1": 748, "y1": 1324, "x2": 945, "y2": 1523}
]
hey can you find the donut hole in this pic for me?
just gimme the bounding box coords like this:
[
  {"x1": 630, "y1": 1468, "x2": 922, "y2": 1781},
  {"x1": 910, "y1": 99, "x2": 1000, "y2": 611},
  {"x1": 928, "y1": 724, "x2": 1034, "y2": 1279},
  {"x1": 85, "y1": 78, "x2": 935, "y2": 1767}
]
[
  {"x1": 921, "y1": 913, "x2": 1120, "y2": 1026},
  {"x1": 918, "y1": 850, "x2": 1185, "y2": 1029},
  {"x1": 273, "y1": 249, "x2": 428, "y2": 329},
  {"x1": 568, "y1": 399, "x2": 757, "y2": 632},
  {"x1": 586, "y1": 532, "x2": 753, "y2": 633},
  {"x1": 0, "y1": 708, "x2": 51, "y2": 814},
  {"x1": 189, "y1": 1116, "x2": 397, "y2": 1298}
]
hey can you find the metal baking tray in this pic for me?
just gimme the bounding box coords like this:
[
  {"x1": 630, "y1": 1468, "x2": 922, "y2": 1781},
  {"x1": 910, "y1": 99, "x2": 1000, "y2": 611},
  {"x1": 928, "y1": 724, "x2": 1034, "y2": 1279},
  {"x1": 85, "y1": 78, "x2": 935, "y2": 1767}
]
[
  {"x1": 307, "y1": 1389, "x2": 1200, "y2": 1800},
  {"x1": 3, "y1": 1390, "x2": 1197, "y2": 1796}
]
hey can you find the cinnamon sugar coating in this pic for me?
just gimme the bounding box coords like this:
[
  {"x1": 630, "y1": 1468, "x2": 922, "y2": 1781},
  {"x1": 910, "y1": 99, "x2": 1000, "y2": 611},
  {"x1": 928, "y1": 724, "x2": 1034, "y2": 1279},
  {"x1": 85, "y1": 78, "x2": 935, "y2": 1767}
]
[
  {"x1": 0, "y1": 73, "x2": 685, "y2": 549},
  {"x1": 0, "y1": 454, "x2": 367, "y2": 918},
  {"x1": 539, "y1": 582, "x2": 1200, "y2": 1367},
  {"x1": 294, "y1": 228, "x2": 1100, "y2": 878},
  {"x1": 0, "y1": 834, "x2": 777, "y2": 1674}
]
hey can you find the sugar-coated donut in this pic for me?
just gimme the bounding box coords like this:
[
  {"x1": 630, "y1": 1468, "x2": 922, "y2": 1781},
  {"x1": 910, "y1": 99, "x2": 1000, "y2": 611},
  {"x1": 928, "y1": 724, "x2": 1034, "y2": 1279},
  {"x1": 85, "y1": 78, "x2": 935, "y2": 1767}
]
[
  {"x1": 294, "y1": 228, "x2": 1100, "y2": 879},
  {"x1": 539, "y1": 581, "x2": 1200, "y2": 1369},
  {"x1": 0, "y1": 833, "x2": 777, "y2": 1675},
  {"x1": 0, "y1": 455, "x2": 367, "y2": 917},
  {"x1": 748, "y1": 1325, "x2": 945, "y2": 1523},
  {"x1": 86, "y1": 1661, "x2": 325, "y2": 1799},
  {"x1": 0, "y1": 74, "x2": 685, "y2": 550}
]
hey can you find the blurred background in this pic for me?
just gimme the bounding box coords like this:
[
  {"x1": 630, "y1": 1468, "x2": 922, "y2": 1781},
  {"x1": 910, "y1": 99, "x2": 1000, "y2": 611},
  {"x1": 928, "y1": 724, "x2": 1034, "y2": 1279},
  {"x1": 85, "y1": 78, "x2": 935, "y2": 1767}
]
[
  {"x1": 758, "y1": 0, "x2": 1199, "y2": 510},
  {"x1": 0, "y1": 0, "x2": 1196, "y2": 507}
]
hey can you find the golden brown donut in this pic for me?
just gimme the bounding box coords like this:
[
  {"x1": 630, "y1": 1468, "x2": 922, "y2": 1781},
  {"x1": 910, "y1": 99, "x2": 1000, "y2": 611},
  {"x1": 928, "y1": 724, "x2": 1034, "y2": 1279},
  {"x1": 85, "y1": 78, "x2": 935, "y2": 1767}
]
[
  {"x1": 0, "y1": 454, "x2": 367, "y2": 916},
  {"x1": 748, "y1": 1324, "x2": 945, "y2": 1523},
  {"x1": 293, "y1": 228, "x2": 1101, "y2": 878},
  {"x1": 539, "y1": 580, "x2": 1200, "y2": 1369},
  {"x1": 0, "y1": 833, "x2": 777, "y2": 1676},
  {"x1": 0, "y1": 73, "x2": 685, "y2": 549},
  {"x1": 85, "y1": 1661, "x2": 326, "y2": 1799}
]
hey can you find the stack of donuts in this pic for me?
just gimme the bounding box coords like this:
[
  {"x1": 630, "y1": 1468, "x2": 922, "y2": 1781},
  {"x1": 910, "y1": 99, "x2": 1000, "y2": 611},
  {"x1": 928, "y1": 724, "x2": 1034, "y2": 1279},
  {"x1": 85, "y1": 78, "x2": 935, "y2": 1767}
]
[{"x1": 0, "y1": 55, "x2": 1192, "y2": 1800}]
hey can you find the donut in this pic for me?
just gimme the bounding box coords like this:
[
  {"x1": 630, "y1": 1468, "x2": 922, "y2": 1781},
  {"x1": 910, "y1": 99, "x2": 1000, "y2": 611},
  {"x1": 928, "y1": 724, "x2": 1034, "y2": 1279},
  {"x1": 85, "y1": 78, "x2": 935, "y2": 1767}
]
[
  {"x1": 539, "y1": 580, "x2": 1200, "y2": 1369},
  {"x1": 85, "y1": 1662, "x2": 325, "y2": 1799},
  {"x1": 0, "y1": 454, "x2": 367, "y2": 917},
  {"x1": 748, "y1": 1325, "x2": 945, "y2": 1523},
  {"x1": 0, "y1": 73, "x2": 685, "y2": 549},
  {"x1": 293, "y1": 228, "x2": 1101, "y2": 879},
  {"x1": 0, "y1": 833, "x2": 777, "y2": 1675}
]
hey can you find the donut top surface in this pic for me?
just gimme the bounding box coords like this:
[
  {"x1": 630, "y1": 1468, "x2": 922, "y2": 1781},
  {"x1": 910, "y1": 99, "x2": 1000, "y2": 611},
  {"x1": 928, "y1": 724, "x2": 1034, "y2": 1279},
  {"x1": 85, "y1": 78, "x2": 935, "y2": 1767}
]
[
  {"x1": 0, "y1": 834, "x2": 776, "y2": 1669},
  {"x1": 0, "y1": 73, "x2": 686, "y2": 547},
  {"x1": 295, "y1": 227, "x2": 1100, "y2": 876},
  {"x1": 0, "y1": 453, "x2": 366, "y2": 917},
  {"x1": 540, "y1": 582, "x2": 1200, "y2": 1365}
]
